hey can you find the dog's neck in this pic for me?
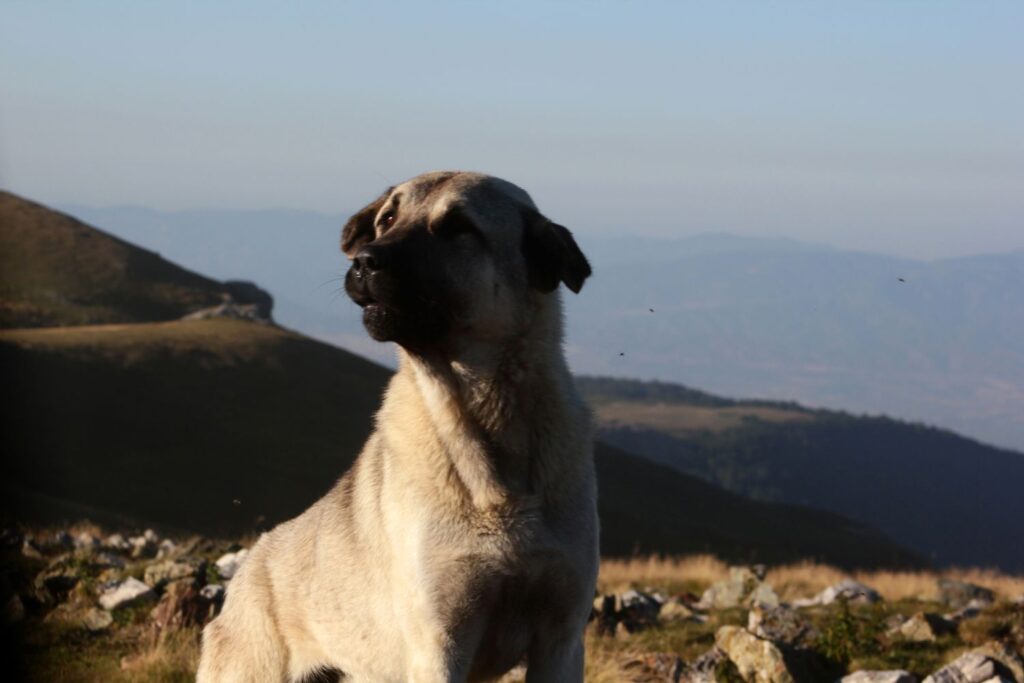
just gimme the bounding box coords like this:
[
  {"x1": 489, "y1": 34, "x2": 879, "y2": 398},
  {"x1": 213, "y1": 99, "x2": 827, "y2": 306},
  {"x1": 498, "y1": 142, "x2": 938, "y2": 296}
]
[{"x1": 401, "y1": 295, "x2": 585, "y2": 511}]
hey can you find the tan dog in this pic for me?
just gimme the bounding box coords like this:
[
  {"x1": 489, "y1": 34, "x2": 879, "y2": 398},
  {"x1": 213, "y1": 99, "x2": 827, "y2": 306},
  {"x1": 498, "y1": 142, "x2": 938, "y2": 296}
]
[{"x1": 197, "y1": 171, "x2": 597, "y2": 682}]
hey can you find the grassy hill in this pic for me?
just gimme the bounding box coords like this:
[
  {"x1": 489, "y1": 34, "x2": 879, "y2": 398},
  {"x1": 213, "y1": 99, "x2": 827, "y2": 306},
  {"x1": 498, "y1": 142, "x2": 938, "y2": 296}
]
[
  {"x1": 0, "y1": 190, "x2": 252, "y2": 328},
  {"x1": 577, "y1": 376, "x2": 1024, "y2": 571},
  {"x1": 0, "y1": 319, "x2": 921, "y2": 568}
]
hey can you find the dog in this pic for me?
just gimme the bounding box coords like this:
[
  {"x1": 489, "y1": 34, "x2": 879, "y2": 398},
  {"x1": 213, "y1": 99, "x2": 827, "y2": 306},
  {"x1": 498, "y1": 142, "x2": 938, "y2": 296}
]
[{"x1": 197, "y1": 171, "x2": 598, "y2": 682}]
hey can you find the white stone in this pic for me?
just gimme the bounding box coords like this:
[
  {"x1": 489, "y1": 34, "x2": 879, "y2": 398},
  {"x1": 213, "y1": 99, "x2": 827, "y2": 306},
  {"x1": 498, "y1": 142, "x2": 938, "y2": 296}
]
[
  {"x1": 200, "y1": 584, "x2": 225, "y2": 602},
  {"x1": 215, "y1": 549, "x2": 249, "y2": 580},
  {"x1": 797, "y1": 578, "x2": 881, "y2": 607},
  {"x1": 98, "y1": 577, "x2": 156, "y2": 610},
  {"x1": 923, "y1": 652, "x2": 999, "y2": 683},
  {"x1": 840, "y1": 671, "x2": 915, "y2": 683},
  {"x1": 103, "y1": 533, "x2": 131, "y2": 551}
]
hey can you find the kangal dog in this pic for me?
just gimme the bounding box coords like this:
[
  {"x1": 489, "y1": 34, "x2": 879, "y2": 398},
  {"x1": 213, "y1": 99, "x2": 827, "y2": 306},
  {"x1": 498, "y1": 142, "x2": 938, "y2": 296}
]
[{"x1": 198, "y1": 172, "x2": 598, "y2": 682}]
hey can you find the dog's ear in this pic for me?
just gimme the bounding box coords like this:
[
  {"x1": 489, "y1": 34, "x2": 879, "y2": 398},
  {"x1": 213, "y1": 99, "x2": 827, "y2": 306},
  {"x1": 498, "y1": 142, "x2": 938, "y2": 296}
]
[
  {"x1": 341, "y1": 189, "x2": 391, "y2": 258},
  {"x1": 520, "y1": 208, "x2": 592, "y2": 294}
]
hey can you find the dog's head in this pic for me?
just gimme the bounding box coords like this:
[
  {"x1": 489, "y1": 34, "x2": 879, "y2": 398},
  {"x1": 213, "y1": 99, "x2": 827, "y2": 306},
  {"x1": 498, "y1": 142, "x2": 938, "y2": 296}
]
[{"x1": 342, "y1": 171, "x2": 591, "y2": 355}]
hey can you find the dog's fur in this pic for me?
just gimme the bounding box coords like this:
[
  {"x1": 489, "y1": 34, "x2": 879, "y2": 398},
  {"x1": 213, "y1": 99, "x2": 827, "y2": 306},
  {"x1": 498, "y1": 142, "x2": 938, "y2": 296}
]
[{"x1": 197, "y1": 172, "x2": 598, "y2": 682}]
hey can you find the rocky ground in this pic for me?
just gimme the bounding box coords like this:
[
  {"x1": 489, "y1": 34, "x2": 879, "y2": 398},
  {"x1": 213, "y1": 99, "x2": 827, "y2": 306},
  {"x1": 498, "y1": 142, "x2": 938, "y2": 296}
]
[{"x1": 3, "y1": 524, "x2": 1023, "y2": 682}]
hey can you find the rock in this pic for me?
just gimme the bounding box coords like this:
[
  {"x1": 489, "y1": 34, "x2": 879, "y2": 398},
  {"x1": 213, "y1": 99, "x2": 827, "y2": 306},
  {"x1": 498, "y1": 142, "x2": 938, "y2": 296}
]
[
  {"x1": 156, "y1": 539, "x2": 178, "y2": 559},
  {"x1": 679, "y1": 648, "x2": 726, "y2": 683},
  {"x1": 937, "y1": 580, "x2": 995, "y2": 609},
  {"x1": 92, "y1": 551, "x2": 126, "y2": 569},
  {"x1": 698, "y1": 566, "x2": 763, "y2": 610},
  {"x1": 81, "y1": 607, "x2": 113, "y2": 632},
  {"x1": 620, "y1": 589, "x2": 663, "y2": 632},
  {"x1": 748, "y1": 605, "x2": 814, "y2": 644},
  {"x1": 715, "y1": 625, "x2": 795, "y2": 683},
  {"x1": 0, "y1": 528, "x2": 23, "y2": 549},
  {"x1": 972, "y1": 642, "x2": 1024, "y2": 683},
  {"x1": 945, "y1": 599, "x2": 988, "y2": 623},
  {"x1": 73, "y1": 532, "x2": 100, "y2": 551},
  {"x1": 896, "y1": 612, "x2": 957, "y2": 642},
  {"x1": 922, "y1": 651, "x2": 1009, "y2": 683},
  {"x1": 200, "y1": 583, "x2": 225, "y2": 605},
  {"x1": 103, "y1": 533, "x2": 132, "y2": 552},
  {"x1": 622, "y1": 652, "x2": 685, "y2": 682},
  {"x1": 183, "y1": 302, "x2": 270, "y2": 323},
  {"x1": 52, "y1": 530, "x2": 74, "y2": 550},
  {"x1": 593, "y1": 594, "x2": 618, "y2": 636},
  {"x1": 223, "y1": 280, "x2": 274, "y2": 320},
  {"x1": 839, "y1": 672, "x2": 915, "y2": 683},
  {"x1": 749, "y1": 582, "x2": 781, "y2": 608},
  {"x1": 99, "y1": 577, "x2": 157, "y2": 610},
  {"x1": 795, "y1": 579, "x2": 881, "y2": 607},
  {"x1": 129, "y1": 533, "x2": 157, "y2": 559},
  {"x1": 150, "y1": 580, "x2": 213, "y2": 631},
  {"x1": 4, "y1": 594, "x2": 25, "y2": 624},
  {"x1": 21, "y1": 539, "x2": 44, "y2": 560},
  {"x1": 35, "y1": 559, "x2": 80, "y2": 601},
  {"x1": 215, "y1": 549, "x2": 249, "y2": 580},
  {"x1": 660, "y1": 599, "x2": 696, "y2": 622},
  {"x1": 144, "y1": 559, "x2": 205, "y2": 589}
]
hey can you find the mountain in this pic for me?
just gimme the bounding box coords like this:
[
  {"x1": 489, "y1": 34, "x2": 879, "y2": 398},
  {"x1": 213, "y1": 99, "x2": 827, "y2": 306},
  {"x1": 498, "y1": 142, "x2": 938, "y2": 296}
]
[
  {"x1": 0, "y1": 192, "x2": 269, "y2": 328},
  {"x1": 566, "y1": 239, "x2": 1024, "y2": 453},
  {"x1": 0, "y1": 193, "x2": 922, "y2": 568},
  {"x1": 0, "y1": 319, "x2": 919, "y2": 569},
  {"x1": 577, "y1": 375, "x2": 1024, "y2": 570},
  {"x1": 62, "y1": 204, "x2": 1024, "y2": 451}
]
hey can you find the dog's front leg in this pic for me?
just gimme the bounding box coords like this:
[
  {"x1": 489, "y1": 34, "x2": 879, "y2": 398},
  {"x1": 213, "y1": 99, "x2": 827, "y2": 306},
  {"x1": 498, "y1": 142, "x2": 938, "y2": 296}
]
[
  {"x1": 406, "y1": 644, "x2": 464, "y2": 683},
  {"x1": 402, "y1": 618, "x2": 467, "y2": 683},
  {"x1": 524, "y1": 629, "x2": 585, "y2": 683}
]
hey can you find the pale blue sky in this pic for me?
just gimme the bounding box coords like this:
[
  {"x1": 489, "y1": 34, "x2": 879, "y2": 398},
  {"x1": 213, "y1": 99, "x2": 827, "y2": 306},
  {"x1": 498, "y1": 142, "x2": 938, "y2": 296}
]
[{"x1": 2, "y1": 1, "x2": 1021, "y2": 258}]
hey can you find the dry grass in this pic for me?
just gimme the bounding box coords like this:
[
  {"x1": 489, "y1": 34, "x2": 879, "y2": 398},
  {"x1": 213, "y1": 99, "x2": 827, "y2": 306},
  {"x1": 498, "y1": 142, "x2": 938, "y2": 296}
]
[
  {"x1": 582, "y1": 632, "x2": 633, "y2": 683},
  {"x1": 599, "y1": 555, "x2": 1024, "y2": 602},
  {"x1": 115, "y1": 628, "x2": 201, "y2": 683},
  {"x1": 599, "y1": 555, "x2": 730, "y2": 594},
  {"x1": 594, "y1": 401, "x2": 812, "y2": 436}
]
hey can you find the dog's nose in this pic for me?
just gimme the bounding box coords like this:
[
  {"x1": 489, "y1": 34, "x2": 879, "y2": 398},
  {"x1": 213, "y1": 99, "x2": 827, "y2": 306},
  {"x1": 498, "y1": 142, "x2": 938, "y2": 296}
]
[{"x1": 353, "y1": 245, "x2": 388, "y2": 274}]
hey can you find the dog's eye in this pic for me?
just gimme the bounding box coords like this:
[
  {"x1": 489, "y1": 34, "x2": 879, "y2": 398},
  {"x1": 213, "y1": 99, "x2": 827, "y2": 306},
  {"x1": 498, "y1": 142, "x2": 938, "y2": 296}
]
[{"x1": 380, "y1": 212, "x2": 396, "y2": 229}]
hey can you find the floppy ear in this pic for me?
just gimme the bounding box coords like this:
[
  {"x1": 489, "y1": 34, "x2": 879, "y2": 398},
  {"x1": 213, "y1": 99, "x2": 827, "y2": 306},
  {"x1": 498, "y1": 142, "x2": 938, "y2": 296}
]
[
  {"x1": 341, "y1": 189, "x2": 391, "y2": 258},
  {"x1": 520, "y1": 209, "x2": 592, "y2": 294}
]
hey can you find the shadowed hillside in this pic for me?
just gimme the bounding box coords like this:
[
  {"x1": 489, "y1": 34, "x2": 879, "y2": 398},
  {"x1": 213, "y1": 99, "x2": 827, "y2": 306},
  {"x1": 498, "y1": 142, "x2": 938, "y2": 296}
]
[
  {"x1": 578, "y1": 376, "x2": 1024, "y2": 571},
  {"x1": 0, "y1": 319, "x2": 922, "y2": 568}
]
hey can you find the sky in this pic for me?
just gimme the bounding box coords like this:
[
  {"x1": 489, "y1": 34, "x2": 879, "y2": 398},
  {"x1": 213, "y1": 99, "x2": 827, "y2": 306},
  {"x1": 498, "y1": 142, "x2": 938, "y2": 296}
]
[{"x1": 1, "y1": 1, "x2": 1022, "y2": 260}]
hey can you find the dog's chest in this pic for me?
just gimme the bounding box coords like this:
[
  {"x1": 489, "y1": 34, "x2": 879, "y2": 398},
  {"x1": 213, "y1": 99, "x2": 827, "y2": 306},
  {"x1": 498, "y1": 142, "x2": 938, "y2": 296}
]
[{"x1": 424, "y1": 541, "x2": 581, "y2": 678}]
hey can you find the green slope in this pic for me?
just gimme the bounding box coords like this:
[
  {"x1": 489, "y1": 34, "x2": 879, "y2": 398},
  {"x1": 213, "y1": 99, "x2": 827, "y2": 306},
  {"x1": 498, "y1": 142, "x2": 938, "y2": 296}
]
[
  {"x1": 0, "y1": 190, "x2": 246, "y2": 327},
  {"x1": 577, "y1": 375, "x2": 1024, "y2": 571}
]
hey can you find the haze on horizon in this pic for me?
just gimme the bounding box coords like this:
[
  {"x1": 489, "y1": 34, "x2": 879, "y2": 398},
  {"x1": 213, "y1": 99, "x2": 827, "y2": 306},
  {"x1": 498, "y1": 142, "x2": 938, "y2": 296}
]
[{"x1": 2, "y1": 1, "x2": 1022, "y2": 260}]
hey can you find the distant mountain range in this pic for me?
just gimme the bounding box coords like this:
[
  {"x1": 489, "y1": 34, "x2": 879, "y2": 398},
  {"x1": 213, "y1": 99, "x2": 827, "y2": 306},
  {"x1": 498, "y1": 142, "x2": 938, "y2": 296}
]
[
  {"x1": 61, "y1": 204, "x2": 1024, "y2": 451},
  {"x1": 1, "y1": 191, "x2": 920, "y2": 568},
  {"x1": 577, "y1": 375, "x2": 1024, "y2": 571}
]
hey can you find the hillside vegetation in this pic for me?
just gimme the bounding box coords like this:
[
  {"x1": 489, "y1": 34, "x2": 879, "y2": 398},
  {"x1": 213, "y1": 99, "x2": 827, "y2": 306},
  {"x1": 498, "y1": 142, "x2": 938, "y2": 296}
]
[
  {"x1": 577, "y1": 376, "x2": 1024, "y2": 571},
  {"x1": 0, "y1": 191, "x2": 260, "y2": 328}
]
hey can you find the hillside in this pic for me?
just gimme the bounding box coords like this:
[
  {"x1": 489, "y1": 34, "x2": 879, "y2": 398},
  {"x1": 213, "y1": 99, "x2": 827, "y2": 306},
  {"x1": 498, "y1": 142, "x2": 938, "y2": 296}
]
[
  {"x1": 63, "y1": 204, "x2": 1024, "y2": 451},
  {"x1": 577, "y1": 376, "x2": 1024, "y2": 571},
  {"x1": 0, "y1": 319, "x2": 921, "y2": 568},
  {"x1": 0, "y1": 191, "x2": 268, "y2": 328}
]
